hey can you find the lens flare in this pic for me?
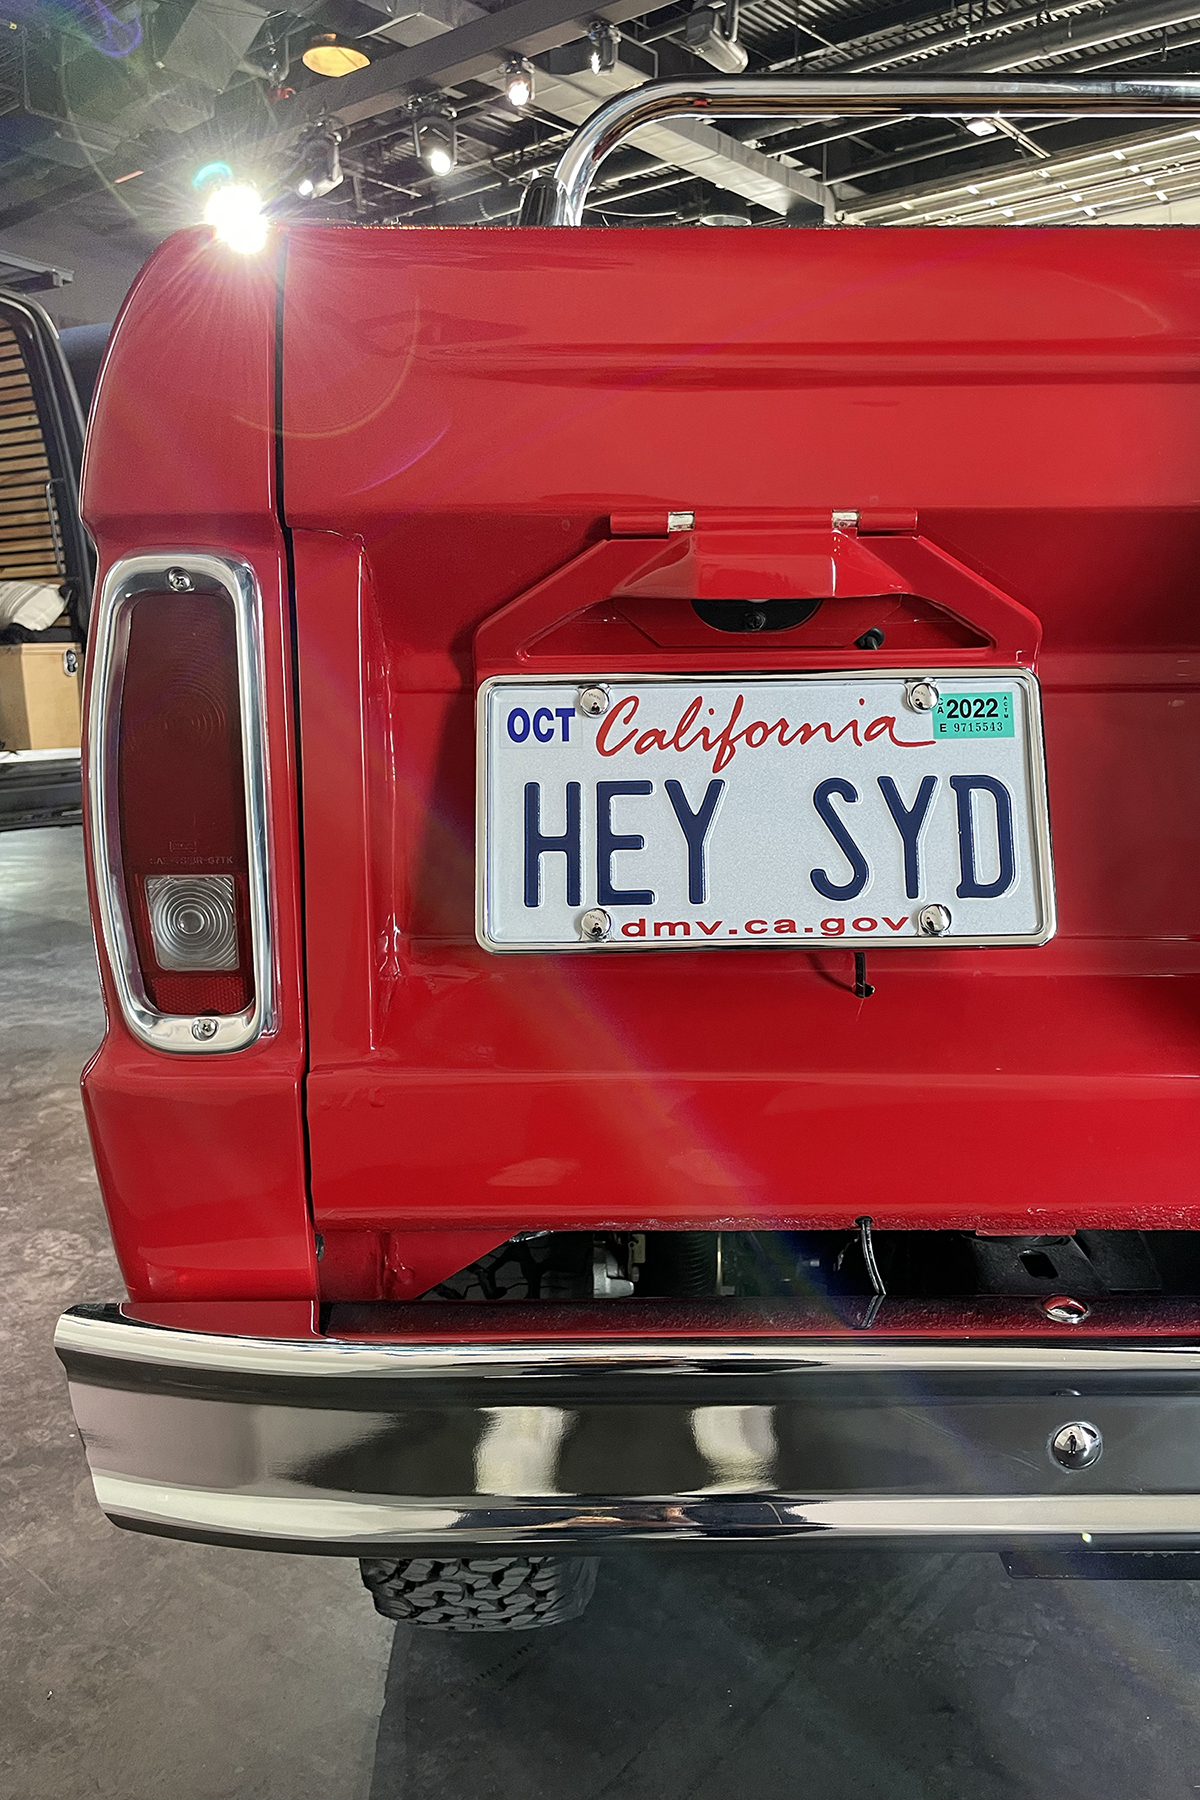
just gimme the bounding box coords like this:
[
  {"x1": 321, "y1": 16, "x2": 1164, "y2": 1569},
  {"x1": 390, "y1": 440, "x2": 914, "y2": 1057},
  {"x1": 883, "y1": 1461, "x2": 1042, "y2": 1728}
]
[
  {"x1": 192, "y1": 160, "x2": 233, "y2": 191},
  {"x1": 6, "y1": 0, "x2": 139, "y2": 57},
  {"x1": 203, "y1": 183, "x2": 268, "y2": 254}
]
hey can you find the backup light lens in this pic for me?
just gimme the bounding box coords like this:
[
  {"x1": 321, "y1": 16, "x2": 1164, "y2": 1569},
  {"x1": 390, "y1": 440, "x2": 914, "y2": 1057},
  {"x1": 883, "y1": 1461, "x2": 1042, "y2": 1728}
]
[{"x1": 146, "y1": 875, "x2": 239, "y2": 970}]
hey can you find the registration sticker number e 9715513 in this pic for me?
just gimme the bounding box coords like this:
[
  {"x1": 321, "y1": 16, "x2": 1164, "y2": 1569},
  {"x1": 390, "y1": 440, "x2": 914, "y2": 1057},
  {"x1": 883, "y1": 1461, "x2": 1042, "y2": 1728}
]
[{"x1": 476, "y1": 670, "x2": 1055, "y2": 952}]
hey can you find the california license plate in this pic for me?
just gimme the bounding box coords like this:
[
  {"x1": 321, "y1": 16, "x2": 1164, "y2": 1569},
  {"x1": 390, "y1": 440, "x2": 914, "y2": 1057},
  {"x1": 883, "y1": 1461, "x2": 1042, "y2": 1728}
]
[{"x1": 476, "y1": 671, "x2": 1054, "y2": 952}]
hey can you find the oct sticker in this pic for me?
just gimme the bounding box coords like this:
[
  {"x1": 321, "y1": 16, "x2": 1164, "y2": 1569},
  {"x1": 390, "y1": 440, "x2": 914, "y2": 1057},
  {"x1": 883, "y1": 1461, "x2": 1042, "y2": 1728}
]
[{"x1": 933, "y1": 691, "x2": 1014, "y2": 739}]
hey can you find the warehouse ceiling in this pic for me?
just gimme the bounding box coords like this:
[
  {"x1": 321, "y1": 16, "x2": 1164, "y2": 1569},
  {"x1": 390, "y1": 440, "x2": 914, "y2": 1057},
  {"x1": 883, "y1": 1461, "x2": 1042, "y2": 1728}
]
[{"x1": 3, "y1": 0, "x2": 1200, "y2": 240}]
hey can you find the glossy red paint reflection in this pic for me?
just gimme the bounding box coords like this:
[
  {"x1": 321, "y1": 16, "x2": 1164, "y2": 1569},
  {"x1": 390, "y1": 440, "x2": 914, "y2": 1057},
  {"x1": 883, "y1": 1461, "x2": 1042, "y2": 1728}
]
[
  {"x1": 283, "y1": 226, "x2": 1200, "y2": 1257},
  {"x1": 80, "y1": 223, "x2": 1200, "y2": 1306}
]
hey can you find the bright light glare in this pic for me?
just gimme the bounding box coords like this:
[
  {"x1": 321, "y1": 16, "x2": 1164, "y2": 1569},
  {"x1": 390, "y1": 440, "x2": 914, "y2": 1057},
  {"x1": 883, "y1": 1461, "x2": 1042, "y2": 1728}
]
[
  {"x1": 204, "y1": 183, "x2": 268, "y2": 254},
  {"x1": 505, "y1": 69, "x2": 532, "y2": 107},
  {"x1": 426, "y1": 145, "x2": 453, "y2": 177},
  {"x1": 297, "y1": 176, "x2": 315, "y2": 197},
  {"x1": 965, "y1": 117, "x2": 998, "y2": 137}
]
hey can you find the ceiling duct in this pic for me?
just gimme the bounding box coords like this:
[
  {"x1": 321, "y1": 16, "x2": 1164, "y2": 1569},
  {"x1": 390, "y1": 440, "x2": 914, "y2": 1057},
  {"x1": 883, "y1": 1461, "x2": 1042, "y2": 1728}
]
[
  {"x1": 157, "y1": 0, "x2": 270, "y2": 92},
  {"x1": 114, "y1": 74, "x2": 218, "y2": 135},
  {"x1": 359, "y1": 0, "x2": 485, "y2": 48}
]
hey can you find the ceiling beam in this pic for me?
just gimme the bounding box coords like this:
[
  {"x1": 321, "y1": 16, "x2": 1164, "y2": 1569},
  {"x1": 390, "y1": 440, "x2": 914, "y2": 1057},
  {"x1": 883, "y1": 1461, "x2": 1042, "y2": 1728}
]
[
  {"x1": 842, "y1": 119, "x2": 1200, "y2": 221},
  {"x1": 276, "y1": 0, "x2": 671, "y2": 131},
  {"x1": 930, "y1": 0, "x2": 1200, "y2": 73}
]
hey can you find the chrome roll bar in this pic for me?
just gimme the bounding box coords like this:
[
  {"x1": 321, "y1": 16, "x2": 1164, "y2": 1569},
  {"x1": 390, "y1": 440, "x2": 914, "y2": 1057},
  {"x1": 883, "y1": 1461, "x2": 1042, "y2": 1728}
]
[{"x1": 519, "y1": 76, "x2": 1200, "y2": 226}]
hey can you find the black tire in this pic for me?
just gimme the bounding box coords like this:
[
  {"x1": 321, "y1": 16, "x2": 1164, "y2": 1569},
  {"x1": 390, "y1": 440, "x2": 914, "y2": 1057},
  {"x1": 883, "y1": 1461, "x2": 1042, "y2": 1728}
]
[
  {"x1": 431, "y1": 1234, "x2": 593, "y2": 1302},
  {"x1": 360, "y1": 1553, "x2": 598, "y2": 1631}
]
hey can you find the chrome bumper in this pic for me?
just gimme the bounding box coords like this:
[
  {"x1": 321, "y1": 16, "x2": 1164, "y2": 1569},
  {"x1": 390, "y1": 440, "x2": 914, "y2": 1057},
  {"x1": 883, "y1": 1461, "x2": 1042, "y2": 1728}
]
[{"x1": 55, "y1": 1303, "x2": 1200, "y2": 1554}]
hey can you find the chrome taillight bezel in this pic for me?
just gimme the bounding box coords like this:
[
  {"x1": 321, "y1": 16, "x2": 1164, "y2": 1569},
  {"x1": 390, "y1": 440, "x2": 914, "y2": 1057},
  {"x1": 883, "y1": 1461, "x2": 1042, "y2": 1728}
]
[{"x1": 87, "y1": 552, "x2": 275, "y2": 1054}]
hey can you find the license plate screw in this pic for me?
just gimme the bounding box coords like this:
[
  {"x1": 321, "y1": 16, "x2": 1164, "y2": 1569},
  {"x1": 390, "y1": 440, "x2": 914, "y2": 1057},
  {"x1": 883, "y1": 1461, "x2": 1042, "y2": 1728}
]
[
  {"x1": 904, "y1": 678, "x2": 940, "y2": 711},
  {"x1": 579, "y1": 685, "x2": 610, "y2": 717},
  {"x1": 579, "y1": 908, "x2": 611, "y2": 943},
  {"x1": 916, "y1": 903, "x2": 952, "y2": 936},
  {"x1": 1049, "y1": 1420, "x2": 1103, "y2": 1469}
]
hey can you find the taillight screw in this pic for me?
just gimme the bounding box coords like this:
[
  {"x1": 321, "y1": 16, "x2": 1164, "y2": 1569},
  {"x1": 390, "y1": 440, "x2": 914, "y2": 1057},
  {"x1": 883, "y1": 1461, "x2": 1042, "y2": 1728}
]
[
  {"x1": 191, "y1": 1017, "x2": 219, "y2": 1041},
  {"x1": 167, "y1": 567, "x2": 194, "y2": 593}
]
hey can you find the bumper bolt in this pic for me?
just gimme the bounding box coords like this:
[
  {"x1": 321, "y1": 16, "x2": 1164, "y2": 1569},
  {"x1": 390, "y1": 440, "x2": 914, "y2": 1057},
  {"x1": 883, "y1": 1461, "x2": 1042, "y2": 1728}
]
[
  {"x1": 1044, "y1": 1294, "x2": 1090, "y2": 1324},
  {"x1": 579, "y1": 908, "x2": 611, "y2": 943},
  {"x1": 905, "y1": 678, "x2": 940, "y2": 712},
  {"x1": 1050, "y1": 1421, "x2": 1103, "y2": 1469}
]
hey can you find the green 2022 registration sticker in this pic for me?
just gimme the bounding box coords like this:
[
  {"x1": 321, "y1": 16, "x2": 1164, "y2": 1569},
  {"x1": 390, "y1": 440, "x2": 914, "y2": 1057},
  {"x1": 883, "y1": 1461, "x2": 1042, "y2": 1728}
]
[{"x1": 932, "y1": 691, "x2": 1014, "y2": 739}]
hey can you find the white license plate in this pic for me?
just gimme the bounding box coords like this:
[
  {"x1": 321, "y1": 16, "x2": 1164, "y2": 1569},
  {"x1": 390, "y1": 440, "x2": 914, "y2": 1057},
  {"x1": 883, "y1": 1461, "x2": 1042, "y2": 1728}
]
[{"x1": 477, "y1": 671, "x2": 1054, "y2": 952}]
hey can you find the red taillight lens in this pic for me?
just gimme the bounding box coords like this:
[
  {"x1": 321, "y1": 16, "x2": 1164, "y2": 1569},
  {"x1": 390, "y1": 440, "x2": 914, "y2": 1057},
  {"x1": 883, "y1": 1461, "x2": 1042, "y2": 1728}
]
[{"x1": 116, "y1": 590, "x2": 253, "y2": 1016}]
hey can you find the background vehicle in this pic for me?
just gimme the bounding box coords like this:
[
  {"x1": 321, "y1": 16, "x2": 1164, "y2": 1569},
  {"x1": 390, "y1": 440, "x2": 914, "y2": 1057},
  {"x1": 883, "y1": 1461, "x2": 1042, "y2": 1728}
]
[{"x1": 53, "y1": 77, "x2": 1200, "y2": 1631}]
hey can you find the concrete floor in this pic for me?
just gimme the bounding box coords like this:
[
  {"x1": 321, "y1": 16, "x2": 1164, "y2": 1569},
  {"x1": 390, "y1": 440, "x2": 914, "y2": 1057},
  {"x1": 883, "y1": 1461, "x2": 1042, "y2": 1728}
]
[{"x1": 4, "y1": 826, "x2": 1200, "y2": 1800}]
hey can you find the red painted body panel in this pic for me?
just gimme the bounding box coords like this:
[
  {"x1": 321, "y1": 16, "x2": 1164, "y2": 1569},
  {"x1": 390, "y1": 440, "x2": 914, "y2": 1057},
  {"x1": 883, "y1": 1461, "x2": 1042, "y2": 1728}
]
[
  {"x1": 80, "y1": 222, "x2": 1200, "y2": 1302},
  {"x1": 279, "y1": 225, "x2": 1200, "y2": 1256},
  {"x1": 81, "y1": 232, "x2": 315, "y2": 1302}
]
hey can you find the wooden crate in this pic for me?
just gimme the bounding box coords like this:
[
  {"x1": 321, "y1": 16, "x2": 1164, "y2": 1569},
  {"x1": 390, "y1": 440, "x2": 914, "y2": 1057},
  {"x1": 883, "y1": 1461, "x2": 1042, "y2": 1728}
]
[{"x1": 0, "y1": 642, "x2": 81, "y2": 750}]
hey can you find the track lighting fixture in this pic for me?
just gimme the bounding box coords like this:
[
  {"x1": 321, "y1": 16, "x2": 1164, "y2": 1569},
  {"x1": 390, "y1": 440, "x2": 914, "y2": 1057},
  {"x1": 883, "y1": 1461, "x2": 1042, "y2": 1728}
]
[
  {"x1": 412, "y1": 105, "x2": 458, "y2": 177},
  {"x1": 503, "y1": 56, "x2": 535, "y2": 108},
  {"x1": 295, "y1": 121, "x2": 345, "y2": 199},
  {"x1": 587, "y1": 21, "x2": 620, "y2": 75}
]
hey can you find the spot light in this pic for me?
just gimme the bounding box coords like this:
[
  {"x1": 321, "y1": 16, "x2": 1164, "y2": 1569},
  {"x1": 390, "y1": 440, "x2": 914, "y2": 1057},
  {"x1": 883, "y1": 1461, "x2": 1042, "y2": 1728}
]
[
  {"x1": 302, "y1": 31, "x2": 369, "y2": 77},
  {"x1": 412, "y1": 105, "x2": 458, "y2": 176},
  {"x1": 503, "y1": 56, "x2": 534, "y2": 107},
  {"x1": 295, "y1": 122, "x2": 344, "y2": 199},
  {"x1": 587, "y1": 20, "x2": 620, "y2": 74},
  {"x1": 204, "y1": 182, "x2": 267, "y2": 254},
  {"x1": 965, "y1": 117, "x2": 999, "y2": 137}
]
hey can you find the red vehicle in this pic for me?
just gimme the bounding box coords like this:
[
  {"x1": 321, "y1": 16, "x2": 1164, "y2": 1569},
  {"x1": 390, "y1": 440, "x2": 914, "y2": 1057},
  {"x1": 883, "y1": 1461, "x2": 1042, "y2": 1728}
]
[{"x1": 55, "y1": 77, "x2": 1200, "y2": 1631}]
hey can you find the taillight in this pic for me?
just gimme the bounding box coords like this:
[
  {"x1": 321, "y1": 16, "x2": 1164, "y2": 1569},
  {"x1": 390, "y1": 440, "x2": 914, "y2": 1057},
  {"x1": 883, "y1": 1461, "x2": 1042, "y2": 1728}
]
[{"x1": 88, "y1": 555, "x2": 272, "y2": 1053}]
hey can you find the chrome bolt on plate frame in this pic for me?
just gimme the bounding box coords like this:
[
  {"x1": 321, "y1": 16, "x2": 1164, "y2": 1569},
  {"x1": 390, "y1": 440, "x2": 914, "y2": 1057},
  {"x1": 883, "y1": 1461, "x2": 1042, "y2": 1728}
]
[
  {"x1": 916, "y1": 903, "x2": 952, "y2": 937},
  {"x1": 579, "y1": 908, "x2": 612, "y2": 942},
  {"x1": 578, "y1": 685, "x2": 610, "y2": 717},
  {"x1": 905, "y1": 678, "x2": 940, "y2": 712}
]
